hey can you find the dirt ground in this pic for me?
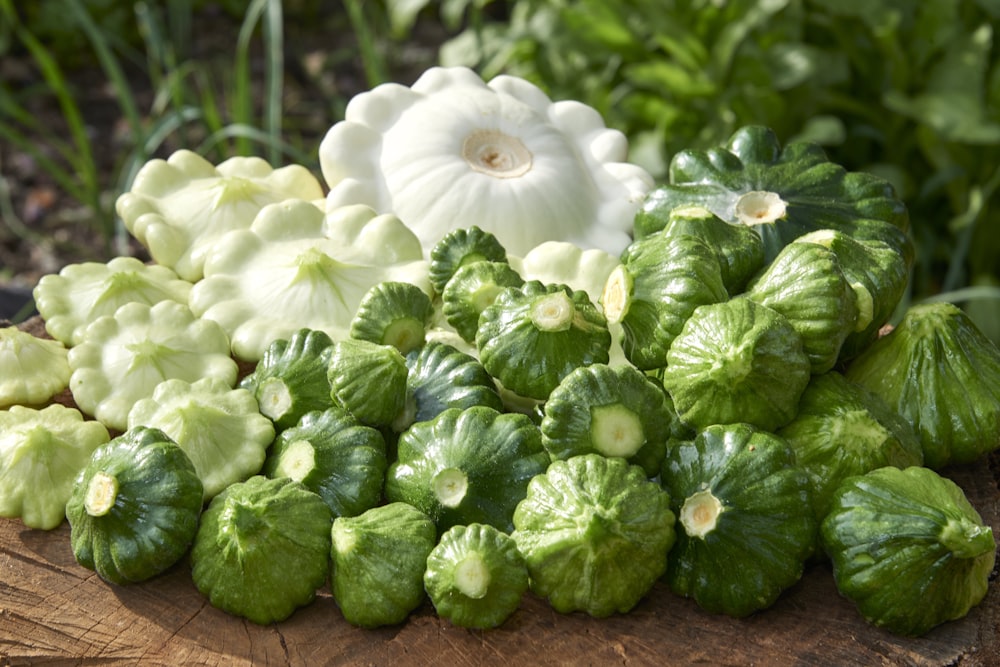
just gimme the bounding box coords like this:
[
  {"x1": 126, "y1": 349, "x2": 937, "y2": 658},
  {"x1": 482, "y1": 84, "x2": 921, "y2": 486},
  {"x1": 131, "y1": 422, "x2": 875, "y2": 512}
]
[{"x1": 0, "y1": 3, "x2": 449, "y2": 321}]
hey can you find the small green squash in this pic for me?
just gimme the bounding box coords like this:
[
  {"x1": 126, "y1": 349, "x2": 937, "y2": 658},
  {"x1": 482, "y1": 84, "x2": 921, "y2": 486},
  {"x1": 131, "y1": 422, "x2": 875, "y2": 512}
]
[
  {"x1": 403, "y1": 340, "x2": 504, "y2": 427},
  {"x1": 327, "y1": 338, "x2": 409, "y2": 428},
  {"x1": 660, "y1": 423, "x2": 817, "y2": 617},
  {"x1": 821, "y1": 466, "x2": 996, "y2": 636},
  {"x1": 262, "y1": 406, "x2": 387, "y2": 518},
  {"x1": 190, "y1": 475, "x2": 332, "y2": 625},
  {"x1": 477, "y1": 281, "x2": 611, "y2": 400},
  {"x1": 845, "y1": 302, "x2": 1000, "y2": 469},
  {"x1": 349, "y1": 281, "x2": 434, "y2": 355},
  {"x1": 429, "y1": 225, "x2": 509, "y2": 295},
  {"x1": 239, "y1": 328, "x2": 335, "y2": 431},
  {"x1": 330, "y1": 502, "x2": 438, "y2": 628},
  {"x1": 424, "y1": 523, "x2": 529, "y2": 629},
  {"x1": 541, "y1": 362, "x2": 676, "y2": 476},
  {"x1": 65, "y1": 426, "x2": 203, "y2": 585},
  {"x1": 745, "y1": 239, "x2": 859, "y2": 374},
  {"x1": 661, "y1": 297, "x2": 811, "y2": 432},
  {"x1": 511, "y1": 454, "x2": 676, "y2": 618},
  {"x1": 601, "y1": 232, "x2": 728, "y2": 371},
  {"x1": 385, "y1": 406, "x2": 549, "y2": 533}
]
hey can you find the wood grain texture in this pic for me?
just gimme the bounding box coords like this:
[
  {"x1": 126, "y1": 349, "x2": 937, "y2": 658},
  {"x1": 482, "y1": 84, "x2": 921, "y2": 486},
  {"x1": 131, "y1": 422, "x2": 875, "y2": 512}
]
[{"x1": 3, "y1": 317, "x2": 999, "y2": 666}]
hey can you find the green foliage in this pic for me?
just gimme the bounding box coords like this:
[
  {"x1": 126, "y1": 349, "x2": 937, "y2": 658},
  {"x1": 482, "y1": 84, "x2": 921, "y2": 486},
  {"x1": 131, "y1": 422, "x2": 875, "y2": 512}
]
[{"x1": 429, "y1": 0, "x2": 1000, "y2": 340}]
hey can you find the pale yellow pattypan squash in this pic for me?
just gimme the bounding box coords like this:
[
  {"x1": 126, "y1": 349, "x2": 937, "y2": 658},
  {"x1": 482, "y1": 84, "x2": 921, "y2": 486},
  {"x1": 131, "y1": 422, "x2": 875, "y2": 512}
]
[
  {"x1": 115, "y1": 149, "x2": 324, "y2": 282},
  {"x1": 319, "y1": 66, "x2": 654, "y2": 257},
  {"x1": 33, "y1": 256, "x2": 193, "y2": 346},
  {"x1": 188, "y1": 200, "x2": 432, "y2": 362}
]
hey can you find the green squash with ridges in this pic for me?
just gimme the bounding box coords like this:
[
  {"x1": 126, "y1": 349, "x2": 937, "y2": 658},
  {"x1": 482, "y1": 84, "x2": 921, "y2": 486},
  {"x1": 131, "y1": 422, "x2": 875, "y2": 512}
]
[
  {"x1": 66, "y1": 426, "x2": 203, "y2": 585},
  {"x1": 635, "y1": 125, "x2": 913, "y2": 267},
  {"x1": 660, "y1": 423, "x2": 817, "y2": 617}
]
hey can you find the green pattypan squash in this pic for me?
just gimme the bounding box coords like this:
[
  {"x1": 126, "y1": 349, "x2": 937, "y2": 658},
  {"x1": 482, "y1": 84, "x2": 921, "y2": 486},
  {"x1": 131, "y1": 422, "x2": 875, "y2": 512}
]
[
  {"x1": 845, "y1": 302, "x2": 1000, "y2": 469},
  {"x1": 429, "y1": 225, "x2": 510, "y2": 295},
  {"x1": 65, "y1": 426, "x2": 203, "y2": 585},
  {"x1": 511, "y1": 454, "x2": 676, "y2": 618},
  {"x1": 262, "y1": 406, "x2": 386, "y2": 518},
  {"x1": 477, "y1": 281, "x2": 612, "y2": 400},
  {"x1": 541, "y1": 362, "x2": 676, "y2": 476},
  {"x1": 330, "y1": 502, "x2": 437, "y2": 628},
  {"x1": 238, "y1": 328, "x2": 336, "y2": 432},
  {"x1": 635, "y1": 125, "x2": 913, "y2": 266},
  {"x1": 660, "y1": 423, "x2": 817, "y2": 617},
  {"x1": 385, "y1": 406, "x2": 549, "y2": 533},
  {"x1": 776, "y1": 371, "x2": 924, "y2": 523},
  {"x1": 601, "y1": 232, "x2": 728, "y2": 371},
  {"x1": 661, "y1": 297, "x2": 811, "y2": 432},
  {"x1": 424, "y1": 523, "x2": 529, "y2": 629},
  {"x1": 745, "y1": 239, "x2": 860, "y2": 374},
  {"x1": 821, "y1": 466, "x2": 996, "y2": 636},
  {"x1": 191, "y1": 475, "x2": 332, "y2": 625},
  {"x1": 401, "y1": 340, "x2": 504, "y2": 429}
]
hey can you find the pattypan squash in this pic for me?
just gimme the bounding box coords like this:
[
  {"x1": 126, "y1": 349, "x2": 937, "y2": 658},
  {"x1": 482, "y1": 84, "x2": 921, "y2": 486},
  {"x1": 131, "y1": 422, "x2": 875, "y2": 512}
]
[
  {"x1": 795, "y1": 230, "x2": 908, "y2": 362},
  {"x1": 385, "y1": 405, "x2": 549, "y2": 533},
  {"x1": 441, "y1": 260, "x2": 524, "y2": 343},
  {"x1": 745, "y1": 239, "x2": 860, "y2": 374},
  {"x1": 821, "y1": 466, "x2": 996, "y2": 636},
  {"x1": 477, "y1": 281, "x2": 612, "y2": 401},
  {"x1": 424, "y1": 523, "x2": 529, "y2": 630},
  {"x1": 191, "y1": 475, "x2": 332, "y2": 625},
  {"x1": 263, "y1": 406, "x2": 387, "y2": 518},
  {"x1": 602, "y1": 232, "x2": 728, "y2": 371},
  {"x1": 32, "y1": 256, "x2": 192, "y2": 347},
  {"x1": 188, "y1": 199, "x2": 432, "y2": 362},
  {"x1": 511, "y1": 454, "x2": 676, "y2": 618},
  {"x1": 65, "y1": 426, "x2": 203, "y2": 585},
  {"x1": 402, "y1": 340, "x2": 504, "y2": 428},
  {"x1": 541, "y1": 363, "x2": 675, "y2": 477},
  {"x1": 776, "y1": 371, "x2": 923, "y2": 523},
  {"x1": 0, "y1": 326, "x2": 70, "y2": 408},
  {"x1": 429, "y1": 225, "x2": 510, "y2": 295},
  {"x1": 350, "y1": 281, "x2": 434, "y2": 355},
  {"x1": 68, "y1": 300, "x2": 238, "y2": 432},
  {"x1": 635, "y1": 125, "x2": 913, "y2": 265},
  {"x1": 648, "y1": 205, "x2": 765, "y2": 294},
  {"x1": 238, "y1": 328, "x2": 336, "y2": 431},
  {"x1": 0, "y1": 404, "x2": 110, "y2": 530},
  {"x1": 660, "y1": 423, "x2": 817, "y2": 617},
  {"x1": 661, "y1": 298, "x2": 811, "y2": 432},
  {"x1": 115, "y1": 149, "x2": 324, "y2": 282},
  {"x1": 318, "y1": 66, "x2": 653, "y2": 257},
  {"x1": 327, "y1": 338, "x2": 410, "y2": 429},
  {"x1": 330, "y1": 502, "x2": 437, "y2": 628},
  {"x1": 845, "y1": 302, "x2": 1000, "y2": 469},
  {"x1": 126, "y1": 376, "x2": 275, "y2": 500}
]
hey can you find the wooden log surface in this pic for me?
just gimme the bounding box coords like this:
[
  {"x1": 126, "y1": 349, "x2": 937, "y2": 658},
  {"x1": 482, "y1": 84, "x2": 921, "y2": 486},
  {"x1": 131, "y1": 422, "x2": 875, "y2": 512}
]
[{"x1": 2, "y1": 317, "x2": 999, "y2": 667}]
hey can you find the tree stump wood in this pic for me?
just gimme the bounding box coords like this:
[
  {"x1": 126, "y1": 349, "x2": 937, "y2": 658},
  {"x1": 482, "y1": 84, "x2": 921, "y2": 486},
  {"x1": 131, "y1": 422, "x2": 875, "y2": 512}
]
[{"x1": 3, "y1": 316, "x2": 998, "y2": 667}]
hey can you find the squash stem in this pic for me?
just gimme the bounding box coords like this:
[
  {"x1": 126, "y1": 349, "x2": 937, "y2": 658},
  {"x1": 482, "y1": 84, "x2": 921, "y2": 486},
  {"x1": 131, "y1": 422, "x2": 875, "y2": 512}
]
[
  {"x1": 680, "y1": 489, "x2": 724, "y2": 538},
  {"x1": 84, "y1": 471, "x2": 119, "y2": 517},
  {"x1": 454, "y1": 552, "x2": 491, "y2": 599},
  {"x1": 590, "y1": 403, "x2": 645, "y2": 458}
]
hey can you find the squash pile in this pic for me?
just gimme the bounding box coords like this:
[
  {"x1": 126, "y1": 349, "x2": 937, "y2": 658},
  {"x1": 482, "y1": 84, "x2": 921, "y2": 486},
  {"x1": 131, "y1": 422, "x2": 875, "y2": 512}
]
[{"x1": 2, "y1": 95, "x2": 999, "y2": 638}]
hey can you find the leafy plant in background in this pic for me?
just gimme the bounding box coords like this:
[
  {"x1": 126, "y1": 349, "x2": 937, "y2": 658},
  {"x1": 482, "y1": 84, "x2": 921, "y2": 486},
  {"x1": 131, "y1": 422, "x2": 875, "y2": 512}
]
[{"x1": 392, "y1": 0, "x2": 1000, "y2": 341}]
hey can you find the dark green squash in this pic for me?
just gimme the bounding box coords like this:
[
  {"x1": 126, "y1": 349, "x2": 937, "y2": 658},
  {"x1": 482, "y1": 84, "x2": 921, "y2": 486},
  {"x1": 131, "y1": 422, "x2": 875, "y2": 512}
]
[
  {"x1": 635, "y1": 125, "x2": 913, "y2": 267},
  {"x1": 660, "y1": 423, "x2": 817, "y2": 617},
  {"x1": 821, "y1": 466, "x2": 996, "y2": 636},
  {"x1": 65, "y1": 426, "x2": 203, "y2": 585}
]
